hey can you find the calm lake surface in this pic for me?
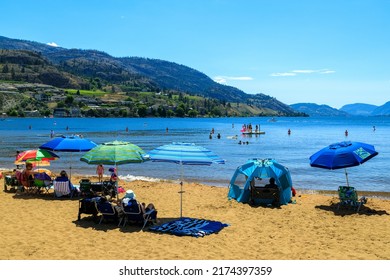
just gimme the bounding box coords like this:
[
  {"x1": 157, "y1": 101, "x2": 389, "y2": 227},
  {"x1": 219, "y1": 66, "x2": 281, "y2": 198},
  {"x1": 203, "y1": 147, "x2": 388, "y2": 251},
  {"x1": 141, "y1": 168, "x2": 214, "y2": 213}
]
[{"x1": 1, "y1": 116, "x2": 389, "y2": 193}]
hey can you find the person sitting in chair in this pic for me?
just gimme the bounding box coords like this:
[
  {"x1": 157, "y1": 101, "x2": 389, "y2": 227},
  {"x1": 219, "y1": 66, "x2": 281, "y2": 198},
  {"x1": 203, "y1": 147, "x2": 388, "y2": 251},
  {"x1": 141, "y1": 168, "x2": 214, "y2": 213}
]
[
  {"x1": 264, "y1": 177, "x2": 280, "y2": 206},
  {"x1": 56, "y1": 170, "x2": 79, "y2": 196},
  {"x1": 20, "y1": 162, "x2": 35, "y2": 193},
  {"x1": 264, "y1": 177, "x2": 277, "y2": 188},
  {"x1": 121, "y1": 190, "x2": 156, "y2": 218}
]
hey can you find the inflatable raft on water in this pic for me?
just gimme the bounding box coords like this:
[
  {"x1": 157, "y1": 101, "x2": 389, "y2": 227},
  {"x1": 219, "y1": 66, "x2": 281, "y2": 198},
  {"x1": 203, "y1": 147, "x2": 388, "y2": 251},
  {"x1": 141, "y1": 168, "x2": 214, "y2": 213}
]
[{"x1": 242, "y1": 131, "x2": 265, "y2": 135}]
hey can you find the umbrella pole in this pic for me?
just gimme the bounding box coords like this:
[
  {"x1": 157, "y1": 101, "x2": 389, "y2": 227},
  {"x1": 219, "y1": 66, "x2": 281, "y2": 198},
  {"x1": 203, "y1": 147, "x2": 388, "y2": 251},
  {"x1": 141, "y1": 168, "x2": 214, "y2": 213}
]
[
  {"x1": 69, "y1": 152, "x2": 73, "y2": 181},
  {"x1": 179, "y1": 162, "x2": 184, "y2": 218},
  {"x1": 115, "y1": 165, "x2": 119, "y2": 201},
  {"x1": 344, "y1": 168, "x2": 349, "y2": 186}
]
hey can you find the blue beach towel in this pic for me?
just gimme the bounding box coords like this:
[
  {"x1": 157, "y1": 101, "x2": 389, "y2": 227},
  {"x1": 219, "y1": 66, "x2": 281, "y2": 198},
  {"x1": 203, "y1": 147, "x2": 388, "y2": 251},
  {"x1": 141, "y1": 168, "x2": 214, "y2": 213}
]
[{"x1": 149, "y1": 217, "x2": 229, "y2": 237}]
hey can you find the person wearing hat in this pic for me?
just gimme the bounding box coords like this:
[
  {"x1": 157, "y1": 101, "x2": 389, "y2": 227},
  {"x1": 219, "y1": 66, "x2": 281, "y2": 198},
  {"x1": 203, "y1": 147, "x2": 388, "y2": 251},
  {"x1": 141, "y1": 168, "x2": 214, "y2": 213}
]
[
  {"x1": 120, "y1": 189, "x2": 156, "y2": 214},
  {"x1": 121, "y1": 190, "x2": 136, "y2": 206}
]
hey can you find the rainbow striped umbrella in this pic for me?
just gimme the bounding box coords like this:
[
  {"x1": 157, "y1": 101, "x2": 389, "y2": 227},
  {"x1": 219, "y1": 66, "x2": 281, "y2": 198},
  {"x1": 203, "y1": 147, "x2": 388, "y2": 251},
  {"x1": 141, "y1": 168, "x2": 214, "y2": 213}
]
[{"x1": 16, "y1": 149, "x2": 59, "y2": 162}]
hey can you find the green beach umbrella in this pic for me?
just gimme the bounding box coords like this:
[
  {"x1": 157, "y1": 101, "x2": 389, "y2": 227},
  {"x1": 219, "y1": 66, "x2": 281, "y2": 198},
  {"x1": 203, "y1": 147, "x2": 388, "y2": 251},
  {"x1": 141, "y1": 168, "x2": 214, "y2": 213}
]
[
  {"x1": 80, "y1": 140, "x2": 148, "y2": 199},
  {"x1": 80, "y1": 140, "x2": 148, "y2": 165}
]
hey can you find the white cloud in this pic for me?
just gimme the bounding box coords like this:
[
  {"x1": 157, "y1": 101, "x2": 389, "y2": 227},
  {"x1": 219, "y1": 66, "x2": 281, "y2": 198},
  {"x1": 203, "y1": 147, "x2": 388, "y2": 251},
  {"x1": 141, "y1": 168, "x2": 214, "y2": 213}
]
[
  {"x1": 270, "y1": 72, "x2": 297, "y2": 77},
  {"x1": 271, "y1": 69, "x2": 335, "y2": 77},
  {"x1": 292, "y1": 70, "x2": 317, "y2": 74},
  {"x1": 320, "y1": 70, "x2": 336, "y2": 74},
  {"x1": 47, "y1": 42, "x2": 59, "y2": 47},
  {"x1": 213, "y1": 76, "x2": 253, "y2": 84}
]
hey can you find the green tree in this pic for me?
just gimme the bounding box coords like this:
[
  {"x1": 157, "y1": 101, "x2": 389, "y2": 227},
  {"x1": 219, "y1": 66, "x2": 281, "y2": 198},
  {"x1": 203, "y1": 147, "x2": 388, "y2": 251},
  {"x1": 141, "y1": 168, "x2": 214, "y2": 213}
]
[
  {"x1": 188, "y1": 109, "x2": 198, "y2": 117},
  {"x1": 137, "y1": 104, "x2": 148, "y2": 117},
  {"x1": 64, "y1": 96, "x2": 74, "y2": 106},
  {"x1": 175, "y1": 106, "x2": 185, "y2": 117},
  {"x1": 2, "y1": 64, "x2": 9, "y2": 73},
  {"x1": 57, "y1": 101, "x2": 65, "y2": 108},
  {"x1": 211, "y1": 107, "x2": 222, "y2": 116}
]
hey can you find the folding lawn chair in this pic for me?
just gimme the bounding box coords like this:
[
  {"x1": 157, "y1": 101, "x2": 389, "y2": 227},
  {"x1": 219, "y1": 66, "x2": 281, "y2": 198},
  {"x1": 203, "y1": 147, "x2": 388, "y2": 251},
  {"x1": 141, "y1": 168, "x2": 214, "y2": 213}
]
[
  {"x1": 53, "y1": 179, "x2": 76, "y2": 197},
  {"x1": 95, "y1": 199, "x2": 120, "y2": 225},
  {"x1": 78, "y1": 197, "x2": 99, "y2": 221},
  {"x1": 337, "y1": 186, "x2": 367, "y2": 212},
  {"x1": 119, "y1": 199, "x2": 157, "y2": 230}
]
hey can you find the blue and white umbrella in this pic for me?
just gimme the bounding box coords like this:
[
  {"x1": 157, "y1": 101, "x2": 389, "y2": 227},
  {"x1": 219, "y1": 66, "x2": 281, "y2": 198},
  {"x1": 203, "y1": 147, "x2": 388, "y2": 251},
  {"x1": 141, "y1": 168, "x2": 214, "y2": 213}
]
[
  {"x1": 309, "y1": 141, "x2": 378, "y2": 186},
  {"x1": 147, "y1": 142, "x2": 225, "y2": 217}
]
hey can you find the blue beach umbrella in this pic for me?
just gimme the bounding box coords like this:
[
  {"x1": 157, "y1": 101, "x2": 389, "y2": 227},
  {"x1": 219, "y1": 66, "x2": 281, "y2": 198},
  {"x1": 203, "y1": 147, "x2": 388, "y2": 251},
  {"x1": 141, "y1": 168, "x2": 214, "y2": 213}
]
[
  {"x1": 40, "y1": 135, "x2": 97, "y2": 152},
  {"x1": 147, "y1": 142, "x2": 225, "y2": 217},
  {"x1": 40, "y1": 135, "x2": 97, "y2": 179},
  {"x1": 309, "y1": 141, "x2": 378, "y2": 186}
]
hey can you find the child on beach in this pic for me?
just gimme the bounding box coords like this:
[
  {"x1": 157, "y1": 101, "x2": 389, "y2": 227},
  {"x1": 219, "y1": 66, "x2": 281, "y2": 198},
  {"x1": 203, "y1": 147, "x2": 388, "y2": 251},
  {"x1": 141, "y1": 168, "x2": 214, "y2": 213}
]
[
  {"x1": 96, "y1": 164, "x2": 104, "y2": 182},
  {"x1": 109, "y1": 168, "x2": 118, "y2": 189}
]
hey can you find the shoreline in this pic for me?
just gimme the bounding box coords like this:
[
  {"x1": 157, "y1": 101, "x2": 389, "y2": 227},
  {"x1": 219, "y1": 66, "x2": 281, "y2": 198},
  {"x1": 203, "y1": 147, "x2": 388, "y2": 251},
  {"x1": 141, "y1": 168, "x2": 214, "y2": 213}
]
[
  {"x1": 1, "y1": 174, "x2": 390, "y2": 260},
  {"x1": 2, "y1": 168, "x2": 390, "y2": 199}
]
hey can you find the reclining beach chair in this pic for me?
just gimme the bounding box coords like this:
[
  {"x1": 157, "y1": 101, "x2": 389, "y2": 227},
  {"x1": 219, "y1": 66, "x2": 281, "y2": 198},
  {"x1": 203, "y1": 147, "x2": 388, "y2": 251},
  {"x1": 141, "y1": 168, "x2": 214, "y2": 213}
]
[
  {"x1": 337, "y1": 186, "x2": 367, "y2": 213},
  {"x1": 78, "y1": 197, "x2": 99, "y2": 221},
  {"x1": 95, "y1": 198, "x2": 120, "y2": 225},
  {"x1": 119, "y1": 199, "x2": 157, "y2": 230}
]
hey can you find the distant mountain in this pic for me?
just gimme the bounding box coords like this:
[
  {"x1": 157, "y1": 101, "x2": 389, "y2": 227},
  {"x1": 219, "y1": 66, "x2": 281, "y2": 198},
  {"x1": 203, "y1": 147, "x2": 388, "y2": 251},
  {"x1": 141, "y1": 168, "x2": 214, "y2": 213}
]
[
  {"x1": 0, "y1": 35, "x2": 300, "y2": 116},
  {"x1": 371, "y1": 101, "x2": 390, "y2": 116},
  {"x1": 339, "y1": 103, "x2": 378, "y2": 116},
  {"x1": 290, "y1": 103, "x2": 349, "y2": 117},
  {"x1": 0, "y1": 49, "x2": 88, "y2": 88}
]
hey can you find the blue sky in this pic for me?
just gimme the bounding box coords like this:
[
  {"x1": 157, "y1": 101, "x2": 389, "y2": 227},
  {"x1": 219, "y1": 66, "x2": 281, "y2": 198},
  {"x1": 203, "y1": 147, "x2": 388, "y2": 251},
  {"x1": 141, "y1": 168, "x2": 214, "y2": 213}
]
[{"x1": 1, "y1": 0, "x2": 389, "y2": 108}]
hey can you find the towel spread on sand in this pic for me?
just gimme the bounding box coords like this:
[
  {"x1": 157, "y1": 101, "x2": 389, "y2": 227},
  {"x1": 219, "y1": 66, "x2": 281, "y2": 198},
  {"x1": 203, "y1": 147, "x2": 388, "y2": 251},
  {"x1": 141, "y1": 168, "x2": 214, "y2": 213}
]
[{"x1": 149, "y1": 217, "x2": 229, "y2": 237}]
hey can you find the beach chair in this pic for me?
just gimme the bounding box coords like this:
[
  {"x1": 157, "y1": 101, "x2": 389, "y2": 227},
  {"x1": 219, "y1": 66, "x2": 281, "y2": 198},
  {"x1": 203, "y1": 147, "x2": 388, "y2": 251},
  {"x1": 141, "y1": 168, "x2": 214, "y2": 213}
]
[
  {"x1": 95, "y1": 199, "x2": 120, "y2": 225},
  {"x1": 33, "y1": 178, "x2": 52, "y2": 194},
  {"x1": 337, "y1": 186, "x2": 367, "y2": 212},
  {"x1": 102, "y1": 180, "x2": 117, "y2": 197},
  {"x1": 78, "y1": 197, "x2": 99, "y2": 221},
  {"x1": 4, "y1": 175, "x2": 20, "y2": 192},
  {"x1": 33, "y1": 172, "x2": 52, "y2": 194},
  {"x1": 119, "y1": 199, "x2": 157, "y2": 230},
  {"x1": 53, "y1": 178, "x2": 72, "y2": 197},
  {"x1": 79, "y1": 179, "x2": 92, "y2": 197}
]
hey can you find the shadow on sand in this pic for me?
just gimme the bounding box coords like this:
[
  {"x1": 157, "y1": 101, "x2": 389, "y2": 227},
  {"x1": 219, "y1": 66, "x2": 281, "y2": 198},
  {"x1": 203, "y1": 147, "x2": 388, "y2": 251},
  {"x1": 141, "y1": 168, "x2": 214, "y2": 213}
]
[{"x1": 315, "y1": 203, "x2": 390, "y2": 216}]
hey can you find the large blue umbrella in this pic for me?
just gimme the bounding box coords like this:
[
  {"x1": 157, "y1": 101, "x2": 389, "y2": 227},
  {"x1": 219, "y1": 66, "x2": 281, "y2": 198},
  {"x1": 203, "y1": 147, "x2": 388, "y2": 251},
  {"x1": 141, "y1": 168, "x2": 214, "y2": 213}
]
[
  {"x1": 147, "y1": 142, "x2": 225, "y2": 217},
  {"x1": 309, "y1": 141, "x2": 378, "y2": 186},
  {"x1": 40, "y1": 135, "x2": 97, "y2": 179},
  {"x1": 40, "y1": 135, "x2": 97, "y2": 152}
]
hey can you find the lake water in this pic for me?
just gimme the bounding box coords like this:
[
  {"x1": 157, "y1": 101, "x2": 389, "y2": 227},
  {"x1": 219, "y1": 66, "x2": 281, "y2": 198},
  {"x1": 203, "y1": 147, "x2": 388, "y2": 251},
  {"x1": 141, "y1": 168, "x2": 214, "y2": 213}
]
[{"x1": 0, "y1": 116, "x2": 389, "y2": 193}]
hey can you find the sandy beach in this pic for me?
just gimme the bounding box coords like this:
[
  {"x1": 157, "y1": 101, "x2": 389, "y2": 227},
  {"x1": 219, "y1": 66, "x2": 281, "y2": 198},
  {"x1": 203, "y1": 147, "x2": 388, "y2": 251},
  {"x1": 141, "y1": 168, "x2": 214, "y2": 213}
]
[{"x1": 1, "y1": 174, "x2": 390, "y2": 260}]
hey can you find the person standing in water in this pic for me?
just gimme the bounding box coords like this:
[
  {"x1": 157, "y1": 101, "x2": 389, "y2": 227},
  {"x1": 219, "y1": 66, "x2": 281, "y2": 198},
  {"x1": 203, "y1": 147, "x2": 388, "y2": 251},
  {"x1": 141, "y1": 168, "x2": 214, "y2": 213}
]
[{"x1": 96, "y1": 164, "x2": 104, "y2": 182}]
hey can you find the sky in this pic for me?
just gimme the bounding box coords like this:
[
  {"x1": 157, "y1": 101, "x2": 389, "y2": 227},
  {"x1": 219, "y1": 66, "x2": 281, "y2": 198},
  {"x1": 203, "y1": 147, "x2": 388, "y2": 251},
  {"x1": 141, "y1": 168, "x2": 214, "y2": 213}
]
[{"x1": 1, "y1": 0, "x2": 389, "y2": 108}]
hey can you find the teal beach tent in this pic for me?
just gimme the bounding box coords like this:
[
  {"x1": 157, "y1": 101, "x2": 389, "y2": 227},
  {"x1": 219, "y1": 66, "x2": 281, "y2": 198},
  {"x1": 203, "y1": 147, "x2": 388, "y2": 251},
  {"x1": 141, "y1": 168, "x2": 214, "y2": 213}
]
[{"x1": 228, "y1": 159, "x2": 292, "y2": 205}]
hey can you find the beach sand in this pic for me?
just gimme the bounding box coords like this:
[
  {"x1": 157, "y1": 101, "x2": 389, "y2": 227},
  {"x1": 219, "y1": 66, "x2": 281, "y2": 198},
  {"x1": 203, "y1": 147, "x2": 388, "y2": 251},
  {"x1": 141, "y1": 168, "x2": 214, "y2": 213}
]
[{"x1": 1, "y1": 175, "x2": 390, "y2": 260}]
